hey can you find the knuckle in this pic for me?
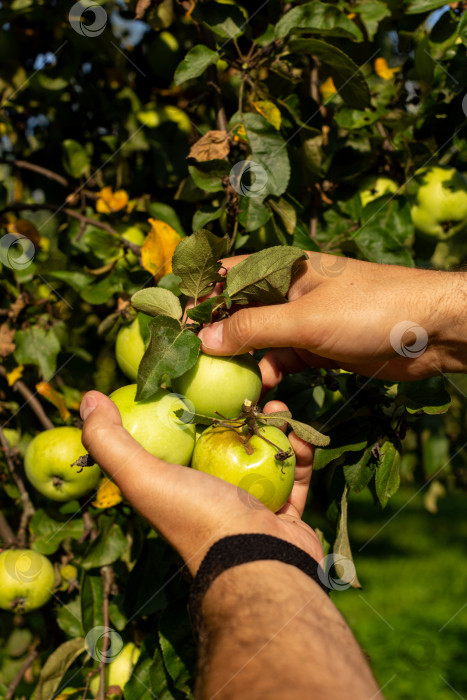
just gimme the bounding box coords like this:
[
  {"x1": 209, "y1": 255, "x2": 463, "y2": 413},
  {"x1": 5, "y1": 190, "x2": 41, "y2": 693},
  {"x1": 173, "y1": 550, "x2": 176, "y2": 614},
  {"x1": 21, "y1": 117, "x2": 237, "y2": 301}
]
[{"x1": 228, "y1": 310, "x2": 255, "y2": 346}]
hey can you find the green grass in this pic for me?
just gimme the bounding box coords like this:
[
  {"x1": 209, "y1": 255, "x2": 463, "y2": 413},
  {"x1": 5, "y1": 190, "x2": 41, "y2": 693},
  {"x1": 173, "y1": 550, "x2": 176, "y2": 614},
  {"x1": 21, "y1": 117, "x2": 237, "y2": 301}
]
[{"x1": 326, "y1": 486, "x2": 467, "y2": 700}]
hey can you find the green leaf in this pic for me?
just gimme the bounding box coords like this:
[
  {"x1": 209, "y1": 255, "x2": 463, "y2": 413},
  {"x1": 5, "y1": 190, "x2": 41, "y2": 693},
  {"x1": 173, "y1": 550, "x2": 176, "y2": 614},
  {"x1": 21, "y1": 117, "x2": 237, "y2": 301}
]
[
  {"x1": 136, "y1": 316, "x2": 201, "y2": 401},
  {"x1": 314, "y1": 421, "x2": 367, "y2": 471},
  {"x1": 188, "y1": 161, "x2": 230, "y2": 193},
  {"x1": 14, "y1": 325, "x2": 61, "y2": 380},
  {"x1": 131, "y1": 288, "x2": 182, "y2": 320},
  {"x1": 56, "y1": 597, "x2": 84, "y2": 639},
  {"x1": 34, "y1": 638, "x2": 85, "y2": 700},
  {"x1": 61, "y1": 139, "x2": 89, "y2": 179},
  {"x1": 397, "y1": 377, "x2": 451, "y2": 415},
  {"x1": 123, "y1": 540, "x2": 173, "y2": 618},
  {"x1": 269, "y1": 198, "x2": 297, "y2": 235},
  {"x1": 353, "y1": 225, "x2": 414, "y2": 266},
  {"x1": 226, "y1": 246, "x2": 307, "y2": 304},
  {"x1": 276, "y1": 2, "x2": 363, "y2": 41},
  {"x1": 259, "y1": 411, "x2": 330, "y2": 447},
  {"x1": 290, "y1": 38, "x2": 371, "y2": 109},
  {"x1": 81, "y1": 573, "x2": 104, "y2": 635},
  {"x1": 174, "y1": 45, "x2": 219, "y2": 85},
  {"x1": 375, "y1": 440, "x2": 401, "y2": 508},
  {"x1": 405, "y1": 0, "x2": 447, "y2": 14},
  {"x1": 159, "y1": 602, "x2": 196, "y2": 694},
  {"x1": 29, "y1": 509, "x2": 84, "y2": 555},
  {"x1": 354, "y1": 1, "x2": 391, "y2": 41},
  {"x1": 81, "y1": 515, "x2": 128, "y2": 569},
  {"x1": 192, "y1": 0, "x2": 246, "y2": 39},
  {"x1": 192, "y1": 204, "x2": 225, "y2": 231},
  {"x1": 333, "y1": 487, "x2": 361, "y2": 588},
  {"x1": 186, "y1": 294, "x2": 230, "y2": 324},
  {"x1": 238, "y1": 197, "x2": 272, "y2": 232},
  {"x1": 172, "y1": 229, "x2": 230, "y2": 301},
  {"x1": 422, "y1": 431, "x2": 450, "y2": 478},
  {"x1": 343, "y1": 447, "x2": 374, "y2": 492},
  {"x1": 241, "y1": 113, "x2": 291, "y2": 200}
]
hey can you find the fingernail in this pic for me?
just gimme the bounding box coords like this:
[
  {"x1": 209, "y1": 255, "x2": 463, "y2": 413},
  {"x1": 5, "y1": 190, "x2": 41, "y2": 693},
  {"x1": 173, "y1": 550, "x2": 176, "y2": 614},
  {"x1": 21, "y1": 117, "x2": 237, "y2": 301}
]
[
  {"x1": 198, "y1": 322, "x2": 224, "y2": 349},
  {"x1": 81, "y1": 393, "x2": 98, "y2": 421}
]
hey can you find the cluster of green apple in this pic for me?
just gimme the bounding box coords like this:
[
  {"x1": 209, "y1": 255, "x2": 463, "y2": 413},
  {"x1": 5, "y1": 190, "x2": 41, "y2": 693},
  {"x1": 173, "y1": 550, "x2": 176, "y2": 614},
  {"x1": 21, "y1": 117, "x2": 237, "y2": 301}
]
[
  {"x1": 359, "y1": 165, "x2": 467, "y2": 241},
  {"x1": 114, "y1": 326, "x2": 296, "y2": 514}
]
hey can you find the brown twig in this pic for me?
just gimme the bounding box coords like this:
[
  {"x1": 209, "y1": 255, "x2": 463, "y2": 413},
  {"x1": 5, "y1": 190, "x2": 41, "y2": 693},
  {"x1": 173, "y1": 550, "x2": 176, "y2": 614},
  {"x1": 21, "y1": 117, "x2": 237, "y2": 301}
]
[
  {"x1": 0, "y1": 365, "x2": 54, "y2": 430},
  {"x1": 0, "y1": 203, "x2": 141, "y2": 259},
  {"x1": 0, "y1": 158, "x2": 98, "y2": 198},
  {"x1": 78, "y1": 509, "x2": 98, "y2": 545},
  {"x1": 0, "y1": 427, "x2": 35, "y2": 546},
  {"x1": 5, "y1": 644, "x2": 39, "y2": 699},
  {"x1": 98, "y1": 566, "x2": 113, "y2": 700},
  {"x1": 0, "y1": 512, "x2": 15, "y2": 547}
]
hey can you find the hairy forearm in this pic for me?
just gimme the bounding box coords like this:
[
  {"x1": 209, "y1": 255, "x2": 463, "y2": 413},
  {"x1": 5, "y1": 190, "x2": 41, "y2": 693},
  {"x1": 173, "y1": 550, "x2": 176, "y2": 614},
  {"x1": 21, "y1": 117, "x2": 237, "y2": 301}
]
[{"x1": 195, "y1": 560, "x2": 380, "y2": 700}]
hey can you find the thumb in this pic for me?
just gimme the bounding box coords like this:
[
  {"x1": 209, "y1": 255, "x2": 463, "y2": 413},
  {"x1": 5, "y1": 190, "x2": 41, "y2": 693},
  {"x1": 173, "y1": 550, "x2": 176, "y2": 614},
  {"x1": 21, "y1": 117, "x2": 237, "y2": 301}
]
[
  {"x1": 80, "y1": 390, "x2": 157, "y2": 488},
  {"x1": 198, "y1": 300, "x2": 308, "y2": 355}
]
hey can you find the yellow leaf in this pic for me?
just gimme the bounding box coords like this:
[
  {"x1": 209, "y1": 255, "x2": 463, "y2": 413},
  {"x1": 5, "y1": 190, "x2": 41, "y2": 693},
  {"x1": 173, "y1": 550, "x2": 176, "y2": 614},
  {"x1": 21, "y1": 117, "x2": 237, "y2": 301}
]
[
  {"x1": 96, "y1": 186, "x2": 129, "y2": 214},
  {"x1": 36, "y1": 382, "x2": 71, "y2": 421},
  {"x1": 253, "y1": 101, "x2": 281, "y2": 130},
  {"x1": 141, "y1": 218, "x2": 182, "y2": 281},
  {"x1": 374, "y1": 57, "x2": 400, "y2": 80},
  {"x1": 92, "y1": 477, "x2": 123, "y2": 509},
  {"x1": 6, "y1": 365, "x2": 24, "y2": 386},
  {"x1": 232, "y1": 123, "x2": 248, "y2": 143},
  {"x1": 347, "y1": 12, "x2": 356, "y2": 19},
  {"x1": 320, "y1": 76, "x2": 337, "y2": 101}
]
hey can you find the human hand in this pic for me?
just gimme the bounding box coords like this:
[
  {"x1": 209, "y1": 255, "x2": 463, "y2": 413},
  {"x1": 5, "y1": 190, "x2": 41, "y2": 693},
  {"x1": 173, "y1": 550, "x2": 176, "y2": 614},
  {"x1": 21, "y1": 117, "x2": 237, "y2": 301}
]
[
  {"x1": 80, "y1": 392, "x2": 323, "y2": 575},
  {"x1": 198, "y1": 252, "x2": 467, "y2": 388}
]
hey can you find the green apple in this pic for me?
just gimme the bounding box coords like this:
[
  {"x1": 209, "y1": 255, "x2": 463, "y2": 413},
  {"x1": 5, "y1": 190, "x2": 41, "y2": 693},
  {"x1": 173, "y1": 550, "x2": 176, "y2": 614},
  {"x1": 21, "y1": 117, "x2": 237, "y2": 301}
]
[
  {"x1": 410, "y1": 166, "x2": 467, "y2": 240},
  {"x1": 24, "y1": 427, "x2": 101, "y2": 502},
  {"x1": 119, "y1": 225, "x2": 145, "y2": 266},
  {"x1": 0, "y1": 549, "x2": 55, "y2": 614},
  {"x1": 89, "y1": 642, "x2": 141, "y2": 698},
  {"x1": 110, "y1": 384, "x2": 196, "y2": 466},
  {"x1": 359, "y1": 176, "x2": 398, "y2": 207},
  {"x1": 2, "y1": 427, "x2": 20, "y2": 448},
  {"x1": 247, "y1": 220, "x2": 279, "y2": 251},
  {"x1": 192, "y1": 424, "x2": 295, "y2": 512},
  {"x1": 115, "y1": 314, "x2": 151, "y2": 381},
  {"x1": 172, "y1": 353, "x2": 262, "y2": 419}
]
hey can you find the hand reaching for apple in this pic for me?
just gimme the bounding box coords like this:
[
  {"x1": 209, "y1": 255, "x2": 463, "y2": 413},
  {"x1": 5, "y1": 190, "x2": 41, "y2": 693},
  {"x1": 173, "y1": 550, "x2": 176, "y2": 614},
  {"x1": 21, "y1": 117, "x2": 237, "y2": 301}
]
[
  {"x1": 198, "y1": 253, "x2": 467, "y2": 387},
  {"x1": 80, "y1": 392, "x2": 324, "y2": 575}
]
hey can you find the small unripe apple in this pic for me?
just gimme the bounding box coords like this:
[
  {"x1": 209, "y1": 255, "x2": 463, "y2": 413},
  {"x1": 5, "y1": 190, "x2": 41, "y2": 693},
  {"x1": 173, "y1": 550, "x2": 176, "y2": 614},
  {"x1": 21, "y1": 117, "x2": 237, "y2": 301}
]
[
  {"x1": 172, "y1": 353, "x2": 262, "y2": 419},
  {"x1": 89, "y1": 642, "x2": 141, "y2": 697},
  {"x1": 110, "y1": 384, "x2": 196, "y2": 466},
  {"x1": 192, "y1": 424, "x2": 295, "y2": 512},
  {"x1": 359, "y1": 176, "x2": 398, "y2": 207},
  {"x1": 115, "y1": 314, "x2": 150, "y2": 381},
  {"x1": 410, "y1": 166, "x2": 467, "y2": 239},
  {"x1": 24, "y1": 427, "x2": 101, "y2": 502},
  {"x1": 0, "y1": 549, "x2": 55, "y2": 614}
]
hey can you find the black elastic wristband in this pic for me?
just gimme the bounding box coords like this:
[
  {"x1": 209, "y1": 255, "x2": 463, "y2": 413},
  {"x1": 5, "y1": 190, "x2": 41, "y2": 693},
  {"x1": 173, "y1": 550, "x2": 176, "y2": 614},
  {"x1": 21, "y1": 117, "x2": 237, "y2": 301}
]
[{"x1": 189, "y1": 533, "x2": 329, "y2": 640}]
